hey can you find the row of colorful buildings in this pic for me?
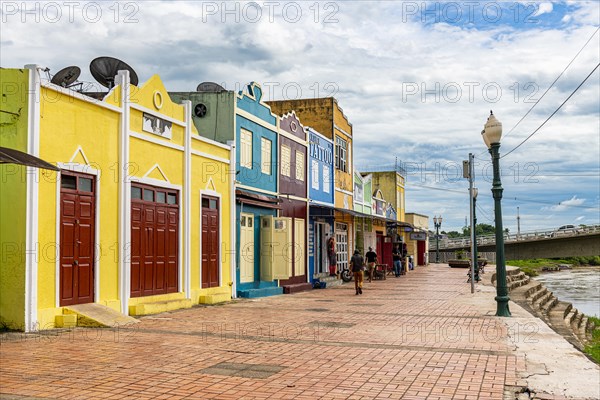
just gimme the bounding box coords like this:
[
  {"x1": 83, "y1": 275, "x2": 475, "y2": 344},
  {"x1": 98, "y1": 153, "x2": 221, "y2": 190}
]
[{"x1": 0, "y1": 65, "x2": 429, "y2": 331}]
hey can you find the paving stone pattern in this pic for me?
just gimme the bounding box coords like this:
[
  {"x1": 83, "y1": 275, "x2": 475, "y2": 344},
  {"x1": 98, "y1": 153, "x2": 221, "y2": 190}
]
[{"x1": 2, "y1": 265, "x2": 527, "y2": 399}]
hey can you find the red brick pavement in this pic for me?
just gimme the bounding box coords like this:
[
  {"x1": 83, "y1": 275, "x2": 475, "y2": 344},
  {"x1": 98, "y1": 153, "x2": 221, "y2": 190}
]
[{"x1": 1, "y1": 265, "x2": 522, "y2": 399}]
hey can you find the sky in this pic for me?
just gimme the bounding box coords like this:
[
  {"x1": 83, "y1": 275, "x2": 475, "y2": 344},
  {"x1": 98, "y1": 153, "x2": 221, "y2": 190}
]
[{"x1": 2, "y1": 0, "x2": 599, "y2": 233}]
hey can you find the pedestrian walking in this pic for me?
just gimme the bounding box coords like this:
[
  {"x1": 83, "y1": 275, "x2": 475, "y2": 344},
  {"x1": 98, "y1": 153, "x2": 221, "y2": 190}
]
[
  {"x1": 350, "y1": 250, "x2": 364, "y2": 295},
  {"x1": 327, "y1": 236, "x2": 337, "y2": 276},
  {"x1": 393, "y1": 245, "x2": 402, "y2": 277},
  {"x1": 365, "y1": 246, "x2": 377, "y2": 282}
]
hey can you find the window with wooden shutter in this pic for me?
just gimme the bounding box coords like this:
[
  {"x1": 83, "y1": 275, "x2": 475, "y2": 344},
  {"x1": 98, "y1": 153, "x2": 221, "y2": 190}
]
[
  {"x1": 240, "y1": 129, "x2": 252, "y2": 168},
  {"x1": 281, "y1": 145, "x2": 291, "y2": 177},
  {"x1": 261, "y1": 137, "x2": 272, "y2": 175},
  {"x1": 295, "y1": 151, "x2": 304, "y2": 181}
]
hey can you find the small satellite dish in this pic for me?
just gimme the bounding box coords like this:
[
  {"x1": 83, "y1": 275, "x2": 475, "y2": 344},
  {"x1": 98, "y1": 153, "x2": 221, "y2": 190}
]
[
  {"x1": 51, "y1": 66, "x2": 81, "y2": 88},
  {"x1": 90, "y1": 56, "x2": 139, "y2": 89},
  {"x1": 194, "y1": 103, "x2": 208, "y2": 118},
  {"x1": 196, "y1": 82, "x2": 225, "y2": 92}
]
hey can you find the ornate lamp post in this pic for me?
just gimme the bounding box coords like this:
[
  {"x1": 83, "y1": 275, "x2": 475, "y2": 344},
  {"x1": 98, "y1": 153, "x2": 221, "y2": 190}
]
[
  {"x1": 472, "y1": 187, "x2": 479, "y2": 282},
  {"x1": 433, "y1": 215, "x2": 442, "y2": 263},
  {"x1": 481, "y1": 111, "x2": 511, "y2": 317}
]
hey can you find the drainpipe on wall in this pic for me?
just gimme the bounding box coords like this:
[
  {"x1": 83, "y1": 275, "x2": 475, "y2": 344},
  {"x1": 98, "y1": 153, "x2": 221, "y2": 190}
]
[
  {"x1": 24, "y1": 64, "x2": 41, "y2": 332},
  {"x1": 228, "y1": 140, "x2": 237, "y2": 298},
  {"x1": 183, "y1": 100, "x2": 192, "y2": 299},
  {"x1": 117, "y1": 70, "x2": 131, "y2": 315}
]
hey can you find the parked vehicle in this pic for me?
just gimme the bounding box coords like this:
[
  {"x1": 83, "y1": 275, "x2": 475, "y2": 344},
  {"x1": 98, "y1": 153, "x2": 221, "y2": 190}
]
[{"x1": 551, "y1": 224, "x2": 578, "y2": 237}]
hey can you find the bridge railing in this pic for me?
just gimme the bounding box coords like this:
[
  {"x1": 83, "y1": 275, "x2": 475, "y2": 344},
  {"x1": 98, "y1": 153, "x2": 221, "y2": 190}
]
[
  {"x1": 437, "y1": 224, "x2": 600, "y2": 249},
  {"x1": 428, "y1": 251, "x2": 496, "y2": 264}
]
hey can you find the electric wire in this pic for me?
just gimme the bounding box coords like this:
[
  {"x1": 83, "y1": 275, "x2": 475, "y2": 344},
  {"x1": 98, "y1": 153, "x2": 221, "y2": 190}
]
[
  {"x1": 476, "y1": 28, "x2": 600, "y2": 158},
  {"x1": 501, "y1": 62, "x2": 600, "y2": 158},
  {"x1": 503, "y1": 27, "x2": 599, "y2": 141},
  {"x1": 407, "y1": 181, "x2": 599, "y2": 210}
]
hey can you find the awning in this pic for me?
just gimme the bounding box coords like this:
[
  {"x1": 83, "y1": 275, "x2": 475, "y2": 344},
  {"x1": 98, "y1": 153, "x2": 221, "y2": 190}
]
[
  {"x1": 0, "y1": 147, "x2": 59, "y2": 171},
  {"x1": 236, "y1": 189, "x2": 281, "y2": 209}
]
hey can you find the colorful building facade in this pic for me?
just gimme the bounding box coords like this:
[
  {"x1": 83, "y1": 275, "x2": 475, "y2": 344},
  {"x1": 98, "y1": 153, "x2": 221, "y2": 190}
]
[
  {"x1": 0, "y1": 66, "x2": 234, "y2": 331},
  {"x1": 306, "y1": 127, "x2": 335, "y2": 280},
  {"x1": 268, "y1": 98, "x2": 354, "y2": 274},
  {"x1": 276, "y1": 111, "x2": 310, "y2": 293},
  {"x1": 172, "y1": 83, "x2": 287, "y2": 298}
]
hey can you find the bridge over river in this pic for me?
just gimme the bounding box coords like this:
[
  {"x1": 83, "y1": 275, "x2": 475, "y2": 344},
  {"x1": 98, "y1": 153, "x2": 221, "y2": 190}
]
[{"x1": 431, "y1": 224, "x2": 600, "y2": 261}]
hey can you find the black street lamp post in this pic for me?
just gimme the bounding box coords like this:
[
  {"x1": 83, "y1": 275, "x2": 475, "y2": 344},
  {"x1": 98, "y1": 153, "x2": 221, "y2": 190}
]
[
  {"x1": 433, "y1": 215, "x2": 442, "y2": 263},
  {"x1": 481, "y1": 111, "x2": 511, "y2": 317},
  {"x1": 472, "y1": 187, "x2": 479, "y2": 282}
]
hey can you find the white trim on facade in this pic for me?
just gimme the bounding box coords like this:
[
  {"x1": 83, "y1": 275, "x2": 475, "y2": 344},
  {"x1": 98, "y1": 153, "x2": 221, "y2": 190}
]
[
  {"x1": 183, "y1": 100, "x2": 192, "y2": 299},
  {"x1": 130, "y1": 103, "x2": 186, "y2": 127},
  {"x1": 24, "y1": 65, "x2": 41, "y2": 332},
  {"x1": 334, "y1": 124, "x2": 352, "y2": 138},
  {"x1": 142, "y1": 163, "x2": 171, "y2": 182},
  {"x1": 117, "y1": 71, "x2": 132, "y2": 315},
  {"x1": 129, "y1": 131, "x2": 185, "y2": 152},
  {"x1": 335, "y1": 187, "x2": 354, "y2": 196},
  {"x1": 191, "y1": 149, "x2": 230, "y2": 165},
  {"x1": 227, "y1": 140, "x2": 237, "y2": 298},
  {"x1": 236, "y1": 108, "x2": 278, "y2": 132},
  {"x1": 41, "y1": 81, "x2": 122, "y2": 114},
  {"x1": 236, "y1": 184, "x2": 278, "y2": 197},
  {"x1": 309, "y1": 199, "x2": 335, "y2": 208},
  {"x1": 191, "y1": 134, "x2": 231, "y2": 150},
  {"x1": 55, "y1": 163, "x2": 101, "y2": 308},
  {"x1": 278, "y1": 128, "x2": 308, "y2": 146}
]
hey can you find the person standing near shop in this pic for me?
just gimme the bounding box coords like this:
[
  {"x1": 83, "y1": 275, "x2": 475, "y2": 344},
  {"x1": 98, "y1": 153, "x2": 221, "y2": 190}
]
[
  {"x1": 393, "y1": 245, "x2": 402, "y2": 277},
  {"x1": 350, "y1": 249, "x2": 364, "y2": 295},
  {"x1": 327, "y1": 236, "x2": 337, "y2": 276},
  {"x1": 365, "y1": 246, "x2": 377, "y2": 282}
]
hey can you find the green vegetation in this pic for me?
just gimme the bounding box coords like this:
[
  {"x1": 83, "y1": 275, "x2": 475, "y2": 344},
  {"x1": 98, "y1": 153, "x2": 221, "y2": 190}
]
[
  {"x1": 584, "y1": 316, "x2": 600, "y2": 364},
  {"x1": 506, "y1": 256, "x2": 600, "y2": 277}
]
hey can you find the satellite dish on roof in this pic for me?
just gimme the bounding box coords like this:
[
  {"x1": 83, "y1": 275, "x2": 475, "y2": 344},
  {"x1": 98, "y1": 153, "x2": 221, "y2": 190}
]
[
  {"x1": 90, "y1": 56, "x2": 139, "y2": 89},
  {"x1": 196, "y1": 82, "x2": 225, "y2": 92},
  {"x1": 50, "y1": 66, "x2": 81, "y2": 88}
]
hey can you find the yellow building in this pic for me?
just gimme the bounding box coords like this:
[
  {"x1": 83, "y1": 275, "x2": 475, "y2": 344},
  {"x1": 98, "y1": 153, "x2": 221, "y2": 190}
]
[
  {"x1": 0, "y1": 66, "x2": 234, "y2": 331},
  {"x1": 405, "y1": 213, "x2": 430, "y2": 266},
  {"x1": 268, "y1": 98, "x2": 354, "y2": 272}
]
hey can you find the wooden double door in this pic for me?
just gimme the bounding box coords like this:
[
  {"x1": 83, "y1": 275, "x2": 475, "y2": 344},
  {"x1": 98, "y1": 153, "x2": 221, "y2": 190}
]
[
  {"x1": 130, "y1": 183, "x2": 179, "y2": 297},
  {"x1": 59, "y1": 171, "x2": 96, "y2": 306}
]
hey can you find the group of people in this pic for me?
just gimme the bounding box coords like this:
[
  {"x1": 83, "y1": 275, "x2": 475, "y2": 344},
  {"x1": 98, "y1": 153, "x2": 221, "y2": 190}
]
[{"x1": 327, "y1": 235, "x2": 411, "y2": 296}]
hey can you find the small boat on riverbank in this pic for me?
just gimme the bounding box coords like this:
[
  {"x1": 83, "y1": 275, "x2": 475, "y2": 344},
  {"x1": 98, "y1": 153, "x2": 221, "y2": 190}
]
[{"x1": 542, "y1": 264, "x2": 572, "y2": 272}]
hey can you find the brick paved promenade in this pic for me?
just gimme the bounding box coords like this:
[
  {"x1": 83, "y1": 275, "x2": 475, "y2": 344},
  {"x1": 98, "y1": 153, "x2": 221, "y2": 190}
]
[{"x1": 1, "y1": 264, "x2": 597, "y2": 400}]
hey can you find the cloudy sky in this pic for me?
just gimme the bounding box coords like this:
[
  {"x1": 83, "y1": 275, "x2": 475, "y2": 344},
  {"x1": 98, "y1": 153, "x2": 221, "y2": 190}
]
[{"x1": 2, "y1": 1, "x2": 599, "y2": 233}]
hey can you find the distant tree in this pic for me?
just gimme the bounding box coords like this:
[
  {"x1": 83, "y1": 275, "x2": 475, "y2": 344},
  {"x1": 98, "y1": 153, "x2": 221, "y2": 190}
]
[{"x1": 462, "y1": 223, "x2": 496, "y2": 237}]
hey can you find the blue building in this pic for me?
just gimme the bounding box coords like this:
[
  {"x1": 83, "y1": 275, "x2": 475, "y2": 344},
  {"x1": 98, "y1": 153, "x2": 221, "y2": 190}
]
[
  {"x1": 307, "y1": 128, "x2": 335, "y2": 281},
  {"x1": 171, "y1": 82, "x2": 286, "y2": 299},
  {"x1": 235, "y1": 83, "x2": 285, "y2": 298}
]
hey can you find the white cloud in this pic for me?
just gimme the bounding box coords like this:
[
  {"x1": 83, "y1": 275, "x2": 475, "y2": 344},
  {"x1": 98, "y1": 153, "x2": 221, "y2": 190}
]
[
  {"x1": 542, "y1": 196, "x2": 586, "y2": 212},
  {"x1": 534, "y1": 2, "x2": 554, "y2": 17},
  {"x1": 1, "y1": 1, "x2": 598, "y2": 232}
]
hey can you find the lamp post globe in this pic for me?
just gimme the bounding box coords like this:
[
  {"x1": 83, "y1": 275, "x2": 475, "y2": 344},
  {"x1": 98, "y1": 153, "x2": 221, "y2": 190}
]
[{"x1": 482, "y1": 111, "x2": 511, "y2": 317}]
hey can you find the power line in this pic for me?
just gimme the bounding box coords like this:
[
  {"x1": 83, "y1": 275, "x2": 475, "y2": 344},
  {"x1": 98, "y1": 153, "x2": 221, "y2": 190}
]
[
  {"x1": 407, "y1": 181, "x2": 599, "y2": 210},
  {"x1": 476, "y1": 28, "x2": 600, "y2": 158},
  {"x1": 503, "y1": 27, "x2": 599, "y2": 141},
  {"x1": 501, "y1": 62, "x2": 600, "y2": 159}
]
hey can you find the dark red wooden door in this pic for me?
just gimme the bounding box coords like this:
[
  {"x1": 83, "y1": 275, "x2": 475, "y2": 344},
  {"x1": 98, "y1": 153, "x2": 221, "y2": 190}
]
[
  {"x1": 130, "y1": 184, "x2": 179, "y2": 297},
  {"x1": 60, "y1": 172, "x2": 95, "y2": 306},
  {"x1": 376, "y1": 233, "x2": 383, "y2": 264},
  {"x1": 201, "y1": 197, "x2": 219, "y2": 288},
  {"x1": 417, "y1": 240, "x2": 426, "y2": 265}
]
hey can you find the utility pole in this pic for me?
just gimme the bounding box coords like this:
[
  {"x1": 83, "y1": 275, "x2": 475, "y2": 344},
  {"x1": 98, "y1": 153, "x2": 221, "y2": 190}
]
[
  {"x1": 463, "y1": 154, "x2": 476, "y2": 294},
  {"x1": 517, "y1": 207, "x2": 521, "y2": 239}
]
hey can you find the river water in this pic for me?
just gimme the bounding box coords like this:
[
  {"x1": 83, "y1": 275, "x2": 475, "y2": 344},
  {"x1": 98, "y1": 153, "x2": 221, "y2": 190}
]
[{"x1": 534, "y1": 268, "x2": 600, "y2": 318}]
